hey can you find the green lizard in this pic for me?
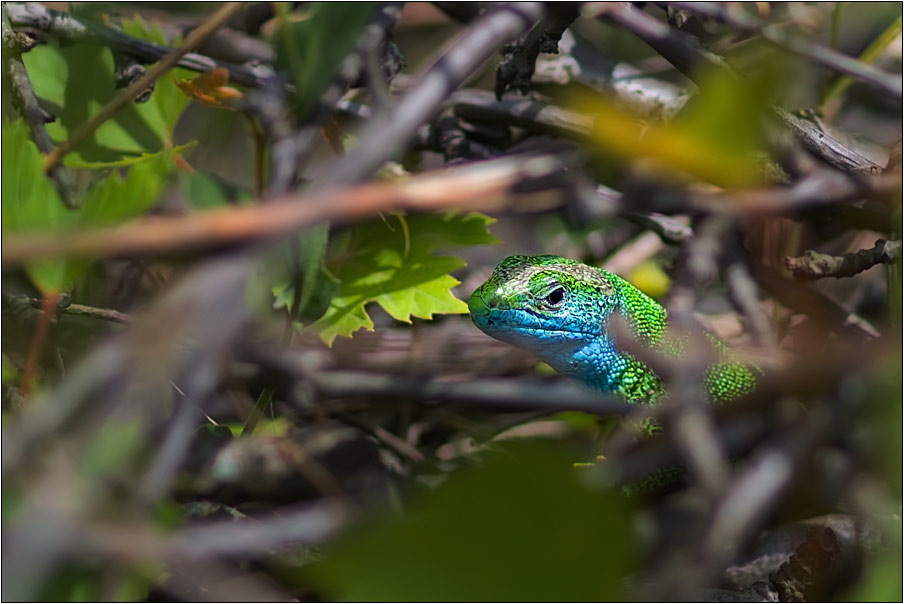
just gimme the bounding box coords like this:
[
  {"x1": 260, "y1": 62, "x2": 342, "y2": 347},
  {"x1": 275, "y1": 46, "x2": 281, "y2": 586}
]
[{"x1": 468, "y1": 255, "x2": 759, "y2": 404}]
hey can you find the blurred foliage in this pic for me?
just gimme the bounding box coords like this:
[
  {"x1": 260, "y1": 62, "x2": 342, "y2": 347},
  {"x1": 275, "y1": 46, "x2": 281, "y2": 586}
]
[
  {"x1": 305, "y1": 441, "x2": 634, "y2": 601},
  {"x1": 574, "y1": 60, "x2": 784, "y2": 188}
]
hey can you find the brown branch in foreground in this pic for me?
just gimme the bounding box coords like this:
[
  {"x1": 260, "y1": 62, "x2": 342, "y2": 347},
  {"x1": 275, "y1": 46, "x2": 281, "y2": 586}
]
[
  {"x1": 784, "y1": 239, "x2": 901, "y2": 280},
  {"x1": 2, "y1": 153, "x2": 567, "y2": 264},
  {"x1": 41, "y1": 2, "x2": 245, "y2": 172}
]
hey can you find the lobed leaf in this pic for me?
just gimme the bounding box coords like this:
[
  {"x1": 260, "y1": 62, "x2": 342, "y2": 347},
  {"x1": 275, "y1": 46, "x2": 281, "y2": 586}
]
[{"x1": 312, "y1": 212, "x2": 498, "y2": 345}]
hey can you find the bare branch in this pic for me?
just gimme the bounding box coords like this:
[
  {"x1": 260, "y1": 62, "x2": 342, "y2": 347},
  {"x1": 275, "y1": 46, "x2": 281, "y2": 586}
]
[
  {"x1": 2, "y1": 7, "x2": 76, "y2": 207},
  {"x1": 670, "y1": 1, "x2": 903, "y2": 101},
  {"x1": 495, "y1": 5, "x2": 578, "y2": 99},
  {"x1": 5, "y1": 2, "x2": 270, "y2": 88},
  {"x1": 785, "y1": 239, "x2": 901, "y2": 280}
]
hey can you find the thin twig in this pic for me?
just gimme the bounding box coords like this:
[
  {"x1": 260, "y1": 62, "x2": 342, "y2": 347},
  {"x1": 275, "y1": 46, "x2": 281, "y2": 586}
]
[
  {"x1": 41, "y1": 2, "x2": 245, "y2": 172},
  {"x1": 17, "y1": 296, "x2": 134, "y2": 324}
]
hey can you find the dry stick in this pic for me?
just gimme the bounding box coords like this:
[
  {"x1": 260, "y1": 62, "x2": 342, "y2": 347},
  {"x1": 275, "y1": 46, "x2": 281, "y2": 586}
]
[
  {"x1": 41, "y1": 2, "x2": 245, "y2": 172},
  {"x1": 3, "y1": 154, "x2": 564, "y2": 264},
  {"x1": 785, "y1": 239, "x2": 902, "y2": 280},
  {"x1": 19, "y1": 297, "x2": 134, "y2": 324}
]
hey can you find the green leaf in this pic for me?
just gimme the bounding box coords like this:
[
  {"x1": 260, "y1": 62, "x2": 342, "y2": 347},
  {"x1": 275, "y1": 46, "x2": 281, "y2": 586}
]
[
  {"x1": 77, "y1": 156, "x2": 171, "y2": 226},
  {"x1": 311, "y1": 212, "x2": 498, "y2": 346},
  {"x1": 1, "y1": 119, "x2": 71, "y2": 293},
  {"x1": 22, "y1": 16, "x2": 192, "y2": 164},
  {"x1": 274, "y1": 2, "x2": 378, "y2": 119},
  {"x1": 305, "y1": 441, "x2": 635, "y2": 601}
]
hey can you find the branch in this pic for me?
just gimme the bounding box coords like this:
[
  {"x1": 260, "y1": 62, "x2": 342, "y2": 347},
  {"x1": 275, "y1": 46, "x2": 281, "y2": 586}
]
[
  {"x1": 776, "y1": 108, "x2": 883, "y2": 176},
  {"x1": 321, "y1": 2, "x2": 545, "y2": 187},
  {"x1": 12, "y1": 295, "x2": 134, "y2": 324},
  {"x1": 2, "y1": 7, "x2": 77, "y2": 207},
  {"x1": 586, "y1": 2, "x2": 890, "y2": 177},
  {"x1": 589, "y1": 2, "x2": 739, "y2": 82},
  {"x1": 5, "y1": 2, "x2": 269, "y2": 88},
  {"x1": 1, "y1": 153, "x2": 568, "y2": 264},
  {"x1": 258, "y1": 2, "x2": 403, "y2": 196},
  {"x1": 495, "y1": 5, "x2": 578, "y2": 99},
  {"x1": 752, "y1": 261, "x2": 880, "y2": 339},
  {"x1": 309, "y1": 370, "x2": 635, "y2": 416},
  {"x1": 41, "y1": 2, "x2": 246, "y2": 172},
  {"x1": 784, "y1": 239, "x2": 901, "y2": 280},
  {"x1": 669, "y1": 1, "x2": 903, "y2": 101},
  {"x1": 452, "y1": 87, "x2": 593, "y2": 139}
]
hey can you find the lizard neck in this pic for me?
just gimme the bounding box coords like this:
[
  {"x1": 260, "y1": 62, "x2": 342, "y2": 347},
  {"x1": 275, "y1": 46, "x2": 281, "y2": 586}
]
[
  {"x1": 544, "y1": 335, "x2": 623, "y2": 392},
  {"x1": 544, "y1": 331, "x2": 662, "y2": 403}
]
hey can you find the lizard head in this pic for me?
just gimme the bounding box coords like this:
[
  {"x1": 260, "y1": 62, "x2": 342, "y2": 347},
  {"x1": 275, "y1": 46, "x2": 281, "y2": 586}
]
[{"x1": 468, "y1": 255, "x2": 618, "y2": 355}]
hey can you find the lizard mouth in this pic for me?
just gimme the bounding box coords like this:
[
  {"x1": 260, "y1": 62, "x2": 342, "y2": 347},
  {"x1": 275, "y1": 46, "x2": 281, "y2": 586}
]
[{"x1": 509, "y1": 325, "x2": 596, "y2": 338}]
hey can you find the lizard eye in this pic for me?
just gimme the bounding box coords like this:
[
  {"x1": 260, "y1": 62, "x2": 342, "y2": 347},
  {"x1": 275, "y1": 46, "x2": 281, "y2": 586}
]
[{"x1": 544, "y1": 287, "x2": 565, "y2": 307}]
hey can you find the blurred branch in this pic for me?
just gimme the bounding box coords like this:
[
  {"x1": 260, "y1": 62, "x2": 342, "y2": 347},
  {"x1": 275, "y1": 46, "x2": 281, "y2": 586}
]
[
  {"x1": 41, "y1": 2, "x2": 246, "y2": 172},
  {"x1": 753, "y1": 261, "x2": 880, "y2": 339},
  {"x1": 784, "y1": 239, "x2": 901, "y2": 280},
  {"x1": 588, "y1": 1, "x2": 739, "y2": 81},
  {"x1": 452, "y1": 87, "x2": 593, "y2": 138},
  {"x1": 322, "y1": 2, "x2": 546, "y2": 187},
  {"x1": 724, "y1": 258, "x2": 777, "y2": 348},
  {"x1": 586, "y1": 2, "x2": 892, "y2": 176},
  {"x1": 669, "y1": 1, "x2": 903, "y2": 101},
  {"x1": 5, "y1": 2, "x2": 270, "y2": 88},
  {"x1": 262, "y1": 2, "x2": 403, "y2": 195},
  {"x1": 2, "y1": 7, "x2": 77, "y2": 207},
  {"x1": 698, "y1": 169, "x2": 900, "y2": 215},
  {"x1": 309, "y1": 370, "x2": 635, "y2": 416},
  {"x1": 2, "y1": 153, "x2": 568, "y2": 263}
]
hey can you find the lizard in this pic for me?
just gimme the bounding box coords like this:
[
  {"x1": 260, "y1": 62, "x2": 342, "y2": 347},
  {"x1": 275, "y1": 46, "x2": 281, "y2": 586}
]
[{"x1": 468, "y1": 254, "x2": 760, "y2": 405}]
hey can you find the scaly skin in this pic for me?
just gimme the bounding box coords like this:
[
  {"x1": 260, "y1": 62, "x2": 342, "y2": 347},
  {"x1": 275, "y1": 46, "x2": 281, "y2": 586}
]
[{"x1": 468, "y1": 255, "x2": 759, "y2": 404}]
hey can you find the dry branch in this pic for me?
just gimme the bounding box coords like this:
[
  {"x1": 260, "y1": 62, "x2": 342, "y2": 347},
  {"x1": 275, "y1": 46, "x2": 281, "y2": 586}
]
[
  {"x1": 2, "y1": 154, "x2": 566, "y2": 264},
  {"x1": 785, "y1": 239, "x2": 902, "y2": 280},
  {"x1": 5, "y1": 2, "x2": 269, "y2": 88}
]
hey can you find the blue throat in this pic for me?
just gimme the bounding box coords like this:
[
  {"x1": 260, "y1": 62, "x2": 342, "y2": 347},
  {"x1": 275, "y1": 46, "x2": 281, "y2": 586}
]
[{"x1": 547, "y1": 336, "x2": 628, "y2": 393}]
